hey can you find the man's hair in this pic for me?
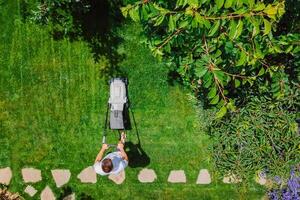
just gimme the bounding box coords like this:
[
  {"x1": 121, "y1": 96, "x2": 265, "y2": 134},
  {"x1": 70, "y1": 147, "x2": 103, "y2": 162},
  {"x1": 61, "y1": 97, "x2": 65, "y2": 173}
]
[{"x1": 102, "y1": 158, "x2": 113, "y2": 173}]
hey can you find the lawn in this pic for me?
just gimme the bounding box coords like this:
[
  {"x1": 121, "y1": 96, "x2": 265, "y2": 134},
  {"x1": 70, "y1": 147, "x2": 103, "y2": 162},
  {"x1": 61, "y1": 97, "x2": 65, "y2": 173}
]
[{"x1": 0, "y1": 1, "x2": 265, "y2": 199}]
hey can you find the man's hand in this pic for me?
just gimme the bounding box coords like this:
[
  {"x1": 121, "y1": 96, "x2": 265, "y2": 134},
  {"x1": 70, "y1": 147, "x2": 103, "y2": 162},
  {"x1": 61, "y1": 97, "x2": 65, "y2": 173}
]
[
  {"x1": 94, "y1": 144, "x2": 109, "y2": 163},
  {"x1": 117, "y1": 143, "x2": 124, "y2": 150},
  {"x1": 101, "y1": 143, "x2": 109, "y2": 151}
]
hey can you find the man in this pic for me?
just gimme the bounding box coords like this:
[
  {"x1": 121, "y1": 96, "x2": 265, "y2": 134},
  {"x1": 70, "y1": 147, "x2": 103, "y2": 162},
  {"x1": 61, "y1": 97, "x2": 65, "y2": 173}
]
[{"x1": 93, "y1": 132, "x2": 128, "y2": 175}]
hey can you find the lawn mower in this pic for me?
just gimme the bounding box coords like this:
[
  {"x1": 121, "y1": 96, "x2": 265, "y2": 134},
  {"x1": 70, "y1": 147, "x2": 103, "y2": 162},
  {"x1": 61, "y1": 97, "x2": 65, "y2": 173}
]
[{"x1": 102, "y1": 78, "x2": 129, "y2": 147}]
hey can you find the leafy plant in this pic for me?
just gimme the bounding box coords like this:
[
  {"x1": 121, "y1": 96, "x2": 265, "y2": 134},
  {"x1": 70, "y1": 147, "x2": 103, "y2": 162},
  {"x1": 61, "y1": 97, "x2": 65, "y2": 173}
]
[
  {"x1": 210, "y1": 94, "x2": 300, "y2": 180},
  {"x1": 122, "y1": 0, "x2": 300, "y2": 118}
]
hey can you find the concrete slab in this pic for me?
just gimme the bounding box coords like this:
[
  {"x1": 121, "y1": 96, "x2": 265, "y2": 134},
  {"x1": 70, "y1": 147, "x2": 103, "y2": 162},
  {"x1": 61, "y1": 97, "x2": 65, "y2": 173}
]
[
  {"x1": 77, "y1": 166, "x2": 97, "y2": 184},
  {"x1": 22, "y1": 168, "x2": 42, "y2": 183},
  {"x1": 51, "y1": 169, "x2": 71, "y2": 188},
  {"x1": 0, "y1": 167, "x2": 12, "y2": 185},
  {"x1": 196, "y1": 169, "x2": 211, "y2": 184},
  {"x1": 40, "y1": 186, "x2": 55, "y2": 200},
  {"x1": 138, "y1": 169, "x2": 157, "y2": 183},
  {"x1": 24, "y1": 185, "x2": 37, "y2": 197},
  {"x1": 167, "y1": 170, "x2": 186, "y2": 183}
]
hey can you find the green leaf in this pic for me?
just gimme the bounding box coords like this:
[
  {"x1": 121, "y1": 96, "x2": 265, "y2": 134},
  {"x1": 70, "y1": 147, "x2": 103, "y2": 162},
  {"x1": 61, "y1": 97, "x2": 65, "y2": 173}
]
[
  {"x1": 234, "y1": 79, "x2": 241, "y2": 87},
  {"x1": 208, "y1": 20, "x2": 220, "y2": 36},
  {"x1": 179, "y1": 20, "x2": 189, "y2": 28},
  {"x1": 263, "y1": 19, "x2": 271, "y2": 35},
  {"x1": 195, "y1": 66, "x2": 208, "y2": 78},
  {"x1": 251, "y1": 18, "x2": 260, "y2": 37},
  {"x1": 203, "y1": 73, "x2": 213, "y2": 88},
  {"x1": 188, "y1": 0, "x2": 199, "y2": 7},
  {"x1": 228, "y1": 20, "x2": 237, "y2": 39},
  {"x1": 208, "y1": 86, "x2": 217, "y2": 99},
  {"x1": 129, "y1": 8, "x2": 140, "y2": 22},
  {"x1": 215, "y1": 106, "x2": 227, "y2": 118},
  {"x1": 236, "y1": 51, "x2": 247, "y2": 66},
  {"x1": 234, "y1": 20, "x2": 243, "y2": 39},
  {"x1": 154, "y1": 15, "x2": 165, "y2": 26},
  {"x1": 253, "y1": 3, "x2": 265, "y2": 11},
  {"x1": 213, "y1": 70, "x2": 225, "y2": 85},
  {"x1": 210, "y1": 94, "x2": 220, "y2": 105},
  {"x1": 224, "y1": 0, "x2": 233, "y2": 8},
  {"x1": 168, "y1": 15, "x2": 175, "y2": 32},
  {"x1": 258, "y1": 67, "x2": 265, "y2": 76},
  {"x1": 263, "y1": 5, "x2": 277, "y2": 19},
  {"x1": 247, "y1": 0, "x2": 254, "y2": 8},
  {"x1": 216, "y1": 0, "x2": 224, "y2": 9}
]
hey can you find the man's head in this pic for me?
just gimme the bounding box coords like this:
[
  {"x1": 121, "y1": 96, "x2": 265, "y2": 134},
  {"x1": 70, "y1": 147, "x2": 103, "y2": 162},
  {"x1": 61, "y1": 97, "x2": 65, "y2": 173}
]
[{"x1": 102, "y1": 158, "x2": 113, "y2": 173}]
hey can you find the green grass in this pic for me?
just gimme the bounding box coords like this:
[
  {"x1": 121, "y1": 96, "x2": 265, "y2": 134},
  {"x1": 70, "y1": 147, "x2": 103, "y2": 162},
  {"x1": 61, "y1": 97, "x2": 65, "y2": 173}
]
[{"x1": 0, "y1": 1, "x2": 265, "y2": 199}]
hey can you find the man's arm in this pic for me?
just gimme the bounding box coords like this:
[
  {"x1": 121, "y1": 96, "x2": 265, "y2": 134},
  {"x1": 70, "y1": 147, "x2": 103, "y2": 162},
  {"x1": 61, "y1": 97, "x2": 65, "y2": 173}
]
[
  {"x1": 117, "y1": 143, "x2": 128, "y2": 161},
  {"x1": 94, "y1": 144, "x2": 108, "y2": 163}
]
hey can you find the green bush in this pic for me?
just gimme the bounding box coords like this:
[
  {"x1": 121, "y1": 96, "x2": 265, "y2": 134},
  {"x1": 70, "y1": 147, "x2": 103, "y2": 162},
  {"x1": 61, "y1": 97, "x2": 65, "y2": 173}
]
[
  {"x1": 210, "y1": 94, "x2": 300, "y2": 179},
  {"x1": 122, "y1": 0, "x2": 300, "y2": 118}
]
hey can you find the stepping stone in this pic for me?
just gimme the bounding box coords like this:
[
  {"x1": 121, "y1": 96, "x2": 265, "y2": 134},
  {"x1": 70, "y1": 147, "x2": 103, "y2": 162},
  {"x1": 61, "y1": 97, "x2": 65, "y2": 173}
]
[
  {"x1": 40, "y1": 186, "x2": 55, "y2": 200},
  {"x1": 168, "y1": 170, "x2": 186, "y2": 183},
  {"x1": 223, "y1": 174, "x2": 242, "y2": 184},
  {"x1": 63, "y1": 193, "x2": 75, "y2": 200},
  {"x1": 51, "y1": 169, "x2": 71, "y2": 187},
  {"x1": 196, "y1": 169, "x2": 211, "y2": 184},
  {"x1": 0, "y1": 167, "x2": 12, "y2": 185},
  {"x1": 24, "y1": 185, "x2": 37, "y2": 197},
  {"x1": 138, "y1": 168, "x2": 157, "y2": 183},
  {"x1": 108, "y1": 170, "x2": 125, "y2": 184},
  {"x1": 22, "y1": 168, "x2": 42, "y2": 183},
  {"x1": 77, "y1": 166, "x2": 96, "y2": 184}
]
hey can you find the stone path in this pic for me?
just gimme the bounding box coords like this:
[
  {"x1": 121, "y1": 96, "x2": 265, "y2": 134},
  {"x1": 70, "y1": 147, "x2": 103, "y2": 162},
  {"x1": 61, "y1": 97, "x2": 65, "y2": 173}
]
[
  {"x1": 108, "y1": 170, "x2": 126, "y2": 184},
  {"x1": 22, "y1": 168, "x2": 42, "y2": 183},
  {"x1": 51, "y1": 169, "x2": 71, "y2": 188},
  {"x1": 0, "y1": 167, "x2": 12, "y2": 185},
  {"x1": 167, "y1": 170, "x2": 186, "y2": 183},
  {"x1": 41, "y1": 186, "x2": 55, "y2": 200},
  {"x1": 2, "y1": 165, "x2": 266, "y2": 198},
  {"x1": 24, "y1": 185, "x2": 37, "y2": 197},
  {"x1": 77, "y1": 166, "x2": 97, "y2": 184},
  {"x1": 196, "y1": 169, "x2": 211, "y2": 184},
  {"x1": 138, "y1": 168, "x2": 157, "y2": 183}
]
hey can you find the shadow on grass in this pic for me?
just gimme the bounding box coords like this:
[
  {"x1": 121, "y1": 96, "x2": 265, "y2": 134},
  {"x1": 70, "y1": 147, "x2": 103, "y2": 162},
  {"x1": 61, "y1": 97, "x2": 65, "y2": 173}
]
[
  {"x1": 125, "y1": 108, "x2": 150, "y2": 168},
  {"x1": 72, "y1": 0, "x2": 126, "y2": 79}
]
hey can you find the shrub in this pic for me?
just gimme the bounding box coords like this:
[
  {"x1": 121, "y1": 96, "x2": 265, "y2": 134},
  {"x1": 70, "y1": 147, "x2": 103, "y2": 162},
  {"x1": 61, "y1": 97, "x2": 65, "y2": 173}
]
[{"x1": 210, "y1": 94, "x2": 300, "y2": 180}]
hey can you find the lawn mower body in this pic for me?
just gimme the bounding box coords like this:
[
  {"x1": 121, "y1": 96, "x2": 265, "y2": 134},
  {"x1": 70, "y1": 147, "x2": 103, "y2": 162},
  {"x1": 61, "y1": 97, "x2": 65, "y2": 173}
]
[
  {"x1": 102, "y1": 78, "x2": 128, "y2": 144},
  {"x1": 108, "y1": 78, "x2": 128, "y2": 130}
]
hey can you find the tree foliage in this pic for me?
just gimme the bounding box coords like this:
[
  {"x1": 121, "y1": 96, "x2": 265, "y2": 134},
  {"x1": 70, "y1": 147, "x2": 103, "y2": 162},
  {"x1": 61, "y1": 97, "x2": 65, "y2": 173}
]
[{"x1": 122, "y1": 0, "x2": 300, "y2": 118}]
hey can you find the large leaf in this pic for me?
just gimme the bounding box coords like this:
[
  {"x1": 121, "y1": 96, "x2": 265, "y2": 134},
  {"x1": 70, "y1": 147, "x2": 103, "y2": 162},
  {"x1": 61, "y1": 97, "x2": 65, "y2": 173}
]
[
  {"x1": 168, "y1": 15, "x2": 175, "y2": 32},
  {"x1": 263, "y1": 19, "x2": 271, "y2": 35},
  {"x1": 129, "y1": 8, "x2": 140, "y2": 22},
  {"x1": 228, "y1": 20, "x2": 237, "y2": 39},
  {"x1": 264, "y1": 5, "x2": 277, "y2": 19},
  {"x1": 224, "y1": 0, "x2": 233, "y2": 8},
  {"x1": 188, "y1": 0, "x2": 199, "y2": 7},
  {"x1": 210, "y1": 94, "x2": 220, "y2": 105},
  {"x1": 234, "y1": 20, "x2": 243, "y2": 39},
  {"x1": 236, "y1": 51, "x2": 247, "y2": 66},
  {"x1": 215, "y1": 0, "x2": 224, "y2": 9},
  {"x1": 195, "y1": 66, "x2": 208, "y2": 78},
  {"x1": 208, "y1": 86, "x2": 217, "y2": 99},
  {"x1": 215, "y1": 106, "x2": 227, "y2": 118},
  {"x1": 208, "y1": 20, "x2": 220, "y2": 36}
]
